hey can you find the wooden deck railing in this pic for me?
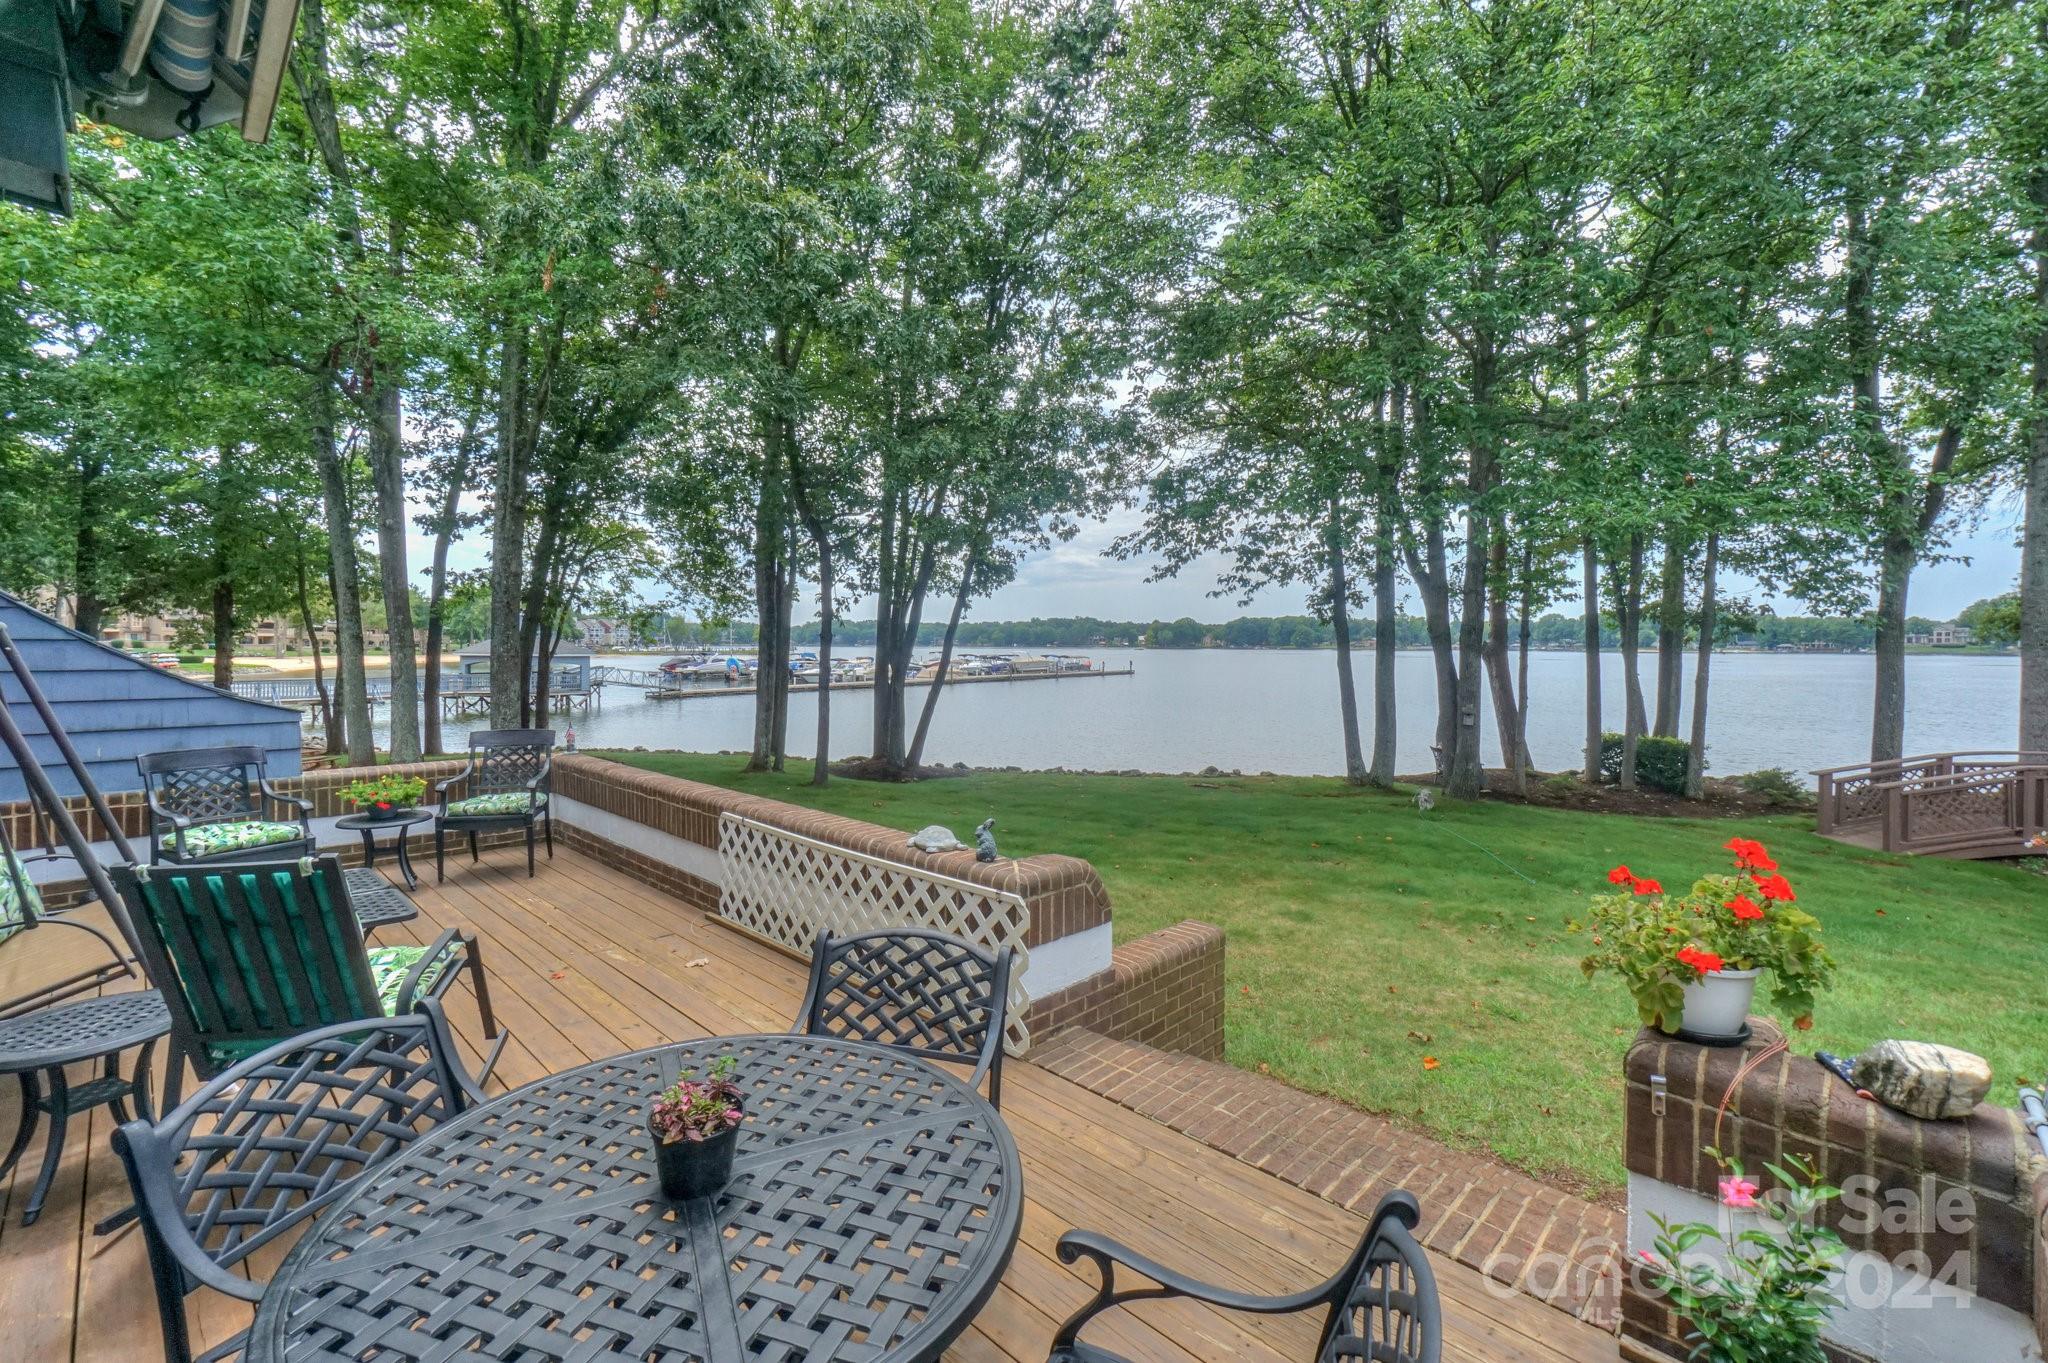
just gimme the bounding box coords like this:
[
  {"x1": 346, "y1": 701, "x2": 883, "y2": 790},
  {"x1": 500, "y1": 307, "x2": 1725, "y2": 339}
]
[{"x1": 1813, "y1": 752, "x2": 2048, "y2": 858}]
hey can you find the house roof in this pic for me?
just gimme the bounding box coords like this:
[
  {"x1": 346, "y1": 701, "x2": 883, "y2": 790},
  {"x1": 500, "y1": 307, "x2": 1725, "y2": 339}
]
[{"x1": 0, "y1": 590, "x2": 303, "y2": 803}]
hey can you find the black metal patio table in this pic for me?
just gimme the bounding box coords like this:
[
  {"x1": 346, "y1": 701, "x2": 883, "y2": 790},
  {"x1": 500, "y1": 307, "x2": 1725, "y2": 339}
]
[
  {"x1": 247, "y1": 1032, "x2": 1024, "y2": 1363},
  {"x1": 335, "y1": 810, "x2": 436, "y2": 891}
]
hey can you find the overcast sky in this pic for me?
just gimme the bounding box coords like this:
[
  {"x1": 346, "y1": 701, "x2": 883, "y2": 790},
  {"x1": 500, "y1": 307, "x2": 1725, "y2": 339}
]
[{"x1": 422, "y1": 487, "x2": 2023, "y2": 626}]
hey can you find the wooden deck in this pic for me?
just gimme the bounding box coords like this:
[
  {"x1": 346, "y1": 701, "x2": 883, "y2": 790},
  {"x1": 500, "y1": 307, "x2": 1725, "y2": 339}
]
[{"x1": 0, "y1": 849, "x2": 1616, "y2": 1363}]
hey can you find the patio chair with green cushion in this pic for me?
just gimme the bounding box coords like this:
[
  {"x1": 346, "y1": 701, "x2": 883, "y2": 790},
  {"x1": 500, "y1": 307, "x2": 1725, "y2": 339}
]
[
  {"x1": 138, "y1": 745, "x2": 313, "y2": 866},
  {"x1": 110, "y1": 855, "x2": 504, "y2": 1107},
  {"x1": 434, "y1": 728, "x2": 554, "y2": 880}
]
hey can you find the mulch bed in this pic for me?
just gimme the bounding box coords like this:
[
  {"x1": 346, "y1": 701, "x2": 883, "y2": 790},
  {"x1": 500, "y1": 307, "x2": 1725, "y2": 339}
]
[{"x1": 1400, "y1": 768, "x2": 1815, "y2": 820}]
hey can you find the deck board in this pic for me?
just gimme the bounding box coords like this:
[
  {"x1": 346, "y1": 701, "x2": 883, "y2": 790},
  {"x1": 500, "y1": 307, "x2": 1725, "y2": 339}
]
[{"x1": 0, "y1": 848, "x2": 1616, "y2": 1362}]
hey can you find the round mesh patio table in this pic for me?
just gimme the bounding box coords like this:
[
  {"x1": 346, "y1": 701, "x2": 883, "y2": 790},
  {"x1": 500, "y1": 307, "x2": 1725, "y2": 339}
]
[{"x1": 246, "y1": 1033, "x2": 1023, "y2": 1363}]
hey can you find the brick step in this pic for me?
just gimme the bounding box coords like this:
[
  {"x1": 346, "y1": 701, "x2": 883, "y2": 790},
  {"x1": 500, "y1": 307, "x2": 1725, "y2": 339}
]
[{"x1": 1030, "y1": 1026, "x2": 1625, "y2": 1330}]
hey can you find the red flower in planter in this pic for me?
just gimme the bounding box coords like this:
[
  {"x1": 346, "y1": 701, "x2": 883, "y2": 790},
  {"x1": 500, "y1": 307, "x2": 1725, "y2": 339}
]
[
  {"x1": 1725, "y1": 894, "x2": 1764, "y2": 921},
  {"x1": 1676, "y1": 945, "x2": 1723, "y2": 976},
  {"x1": 1752, "y1": 872, "x2": 1796, "y2": 902},
  {"x1": 1608, "y1": 865, "x2": 1634, "y2": 885},
  {"x1": 1632, "y1": 877, "x2": 1664, "y2": 895},
  {"x1": 1723, "y1": 837, "x2": 1778, "y2": 872}
]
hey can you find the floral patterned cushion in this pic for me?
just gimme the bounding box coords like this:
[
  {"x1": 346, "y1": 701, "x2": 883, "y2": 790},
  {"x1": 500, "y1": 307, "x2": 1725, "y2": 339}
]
[
  {"x1": 161, "y1": 820, "x2": 306, "y2": 857},
  {"x1": 0, "y1": 850, "x2": 40, "y2": 944},
  {"x1": 367, "y1": 944, "x2": 453, "y2": 1011},
  {"x1": 446, "y1": 792, "x2": 545, "y2": 817}
]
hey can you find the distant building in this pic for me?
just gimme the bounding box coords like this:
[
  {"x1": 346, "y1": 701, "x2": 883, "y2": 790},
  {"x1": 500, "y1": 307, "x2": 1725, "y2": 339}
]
[{"x1": 1931, "y1": 625, "x2": 1973, "y2": 647}]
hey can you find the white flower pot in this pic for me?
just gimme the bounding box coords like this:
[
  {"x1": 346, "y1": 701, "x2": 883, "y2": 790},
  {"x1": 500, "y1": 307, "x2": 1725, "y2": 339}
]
[{"x1": 1677, "y1": 968, "x2": 1759, "y2": 1040}]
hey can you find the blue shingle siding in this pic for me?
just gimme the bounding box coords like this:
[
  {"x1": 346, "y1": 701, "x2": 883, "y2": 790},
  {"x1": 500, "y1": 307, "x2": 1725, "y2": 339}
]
[{"x1": 0, "y1": 592, "x2": 303, "y2": 803}]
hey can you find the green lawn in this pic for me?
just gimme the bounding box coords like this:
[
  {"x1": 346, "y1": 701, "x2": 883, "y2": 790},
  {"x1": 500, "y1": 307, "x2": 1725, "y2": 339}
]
[{"x1": 602, "y1": 751, "x2": 2048, "y2": 1197}]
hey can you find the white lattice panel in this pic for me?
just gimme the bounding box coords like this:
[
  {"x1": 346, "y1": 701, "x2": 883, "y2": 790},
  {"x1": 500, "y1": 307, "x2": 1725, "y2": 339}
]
[{"x1": 718, "y1": 814, "x2": 1033, "y2": 1054}]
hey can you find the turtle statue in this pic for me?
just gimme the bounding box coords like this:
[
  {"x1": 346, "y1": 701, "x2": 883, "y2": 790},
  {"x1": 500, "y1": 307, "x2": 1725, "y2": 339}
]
[
  {"x1": 908, "y1": 825, "x2": 967, "y2": 854},
  {"x1": 974, "y1": 817, "x2": 999, "y2": 863}
]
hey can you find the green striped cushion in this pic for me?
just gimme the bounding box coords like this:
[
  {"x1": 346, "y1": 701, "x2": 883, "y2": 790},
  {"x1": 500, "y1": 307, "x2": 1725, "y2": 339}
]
[
  {"x1": 367, "y1": 944, "x2": 453, "y2": 1011},
  {"x1": 446, "y1": 793, "x2": 544, "y2": 816},
  {"x1": 0, "y1": 850, "x2": 40, "y2": 944},
  {"x1": 199, "y1": 944, "x2": 454, "y2": 1070},
  {"x1": 162, "y1": 820, "x2": 305, "y2": 857}
]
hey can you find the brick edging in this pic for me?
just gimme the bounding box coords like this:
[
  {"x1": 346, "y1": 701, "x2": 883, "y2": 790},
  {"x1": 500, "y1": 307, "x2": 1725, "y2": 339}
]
[{"x1": 1033, "y1": 1027, "x2": 1625, "y2": 1330}]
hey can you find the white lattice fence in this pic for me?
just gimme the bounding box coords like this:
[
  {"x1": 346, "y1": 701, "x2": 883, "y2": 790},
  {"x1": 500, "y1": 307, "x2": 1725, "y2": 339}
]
[{"x1": 717, "y1": 814, "x2": 1033, "y2": 1054}]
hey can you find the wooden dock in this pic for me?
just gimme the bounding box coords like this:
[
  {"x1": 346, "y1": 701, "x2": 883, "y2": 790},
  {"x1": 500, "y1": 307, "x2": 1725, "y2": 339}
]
[
  {"x1": 647, "y1": 665, "x2": 1135, "y2": 701},
  {"x1": 1814, "y1": 751, "x2": 2048, "y2": 859}
]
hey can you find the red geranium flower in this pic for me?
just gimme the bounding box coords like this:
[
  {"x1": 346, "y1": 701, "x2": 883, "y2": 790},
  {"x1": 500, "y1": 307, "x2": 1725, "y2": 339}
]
[
  {"x1": 1723, "y1": 836, "x2": 1778, "y2": 872},
  {"x1": 1752, "y1": 872, "x2": 1796, "y2": 902},
  {"x1": 1608, "y1": 865, "x2": 1634, "y2": 885},
  {"x1": 1676, "y1": 945, "x2": 1724, "y2": 976},
  {"x1": 1725, "y1": 894, "x2": 1765, "y2": 921},
  {"x1": 1632, "y1": 877, "x2": 1664, "y2": 895}
]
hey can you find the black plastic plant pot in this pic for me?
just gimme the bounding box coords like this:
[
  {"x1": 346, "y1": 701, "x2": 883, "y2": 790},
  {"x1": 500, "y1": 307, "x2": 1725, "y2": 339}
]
[
  {"x1": 367, "y1": 802, "x2": 415, "y2": 821},
  {"x1": 648, "y1": 1112, "x2": 742, "y2": 1201}
]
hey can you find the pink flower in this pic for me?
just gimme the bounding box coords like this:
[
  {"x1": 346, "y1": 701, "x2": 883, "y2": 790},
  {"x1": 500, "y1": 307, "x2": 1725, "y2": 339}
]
[{"x1": 1718, "y1": 1176, "x2": 1760, "y2": 1209}]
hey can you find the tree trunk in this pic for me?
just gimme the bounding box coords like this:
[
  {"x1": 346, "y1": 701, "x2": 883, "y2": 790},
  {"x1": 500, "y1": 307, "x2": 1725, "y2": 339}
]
[
  {"x1": 1581, "y1": 538, "x2": 1601, "y2": 782},
  {"x1": 1401, "y1": 520, "x2": 1457, "y2": 775},
  {"x1": 488, "y1": 325, "x2": 529, "y2": 732},
  {"x1": 749, "y1": 410, "x2": 787, "y2": 772},
  {"x1": 2023, "y1": 141, "x2": 2048, "y2": 753},
  {"x1": 1685, "y1": 530, "x2": 1720, "y2": 798},
  {"x1": 72, "y1": 444, "x2": 106, "y2": 641},
  {"x1": 811, "y1": 530, "x2": 833, "y2": 785},
  {"x1": 310, "y1": 378, "x2": 373, "y2": 765},
  {"x1": 771, "y1": 542, "x2": 795, "y2": 770},
  {"x1": 421, "y1": 418, "x2": 476, "y2": 758},
  {"x1": 1618, "y1": 535, "x2": 1646, "y2": 790},
  {"x1": 1872, "y1": 424, "x2": 1961, "y2": 763},
  {"x1": 1369, "y1": 503, "x2": 1398, "y2": 787},
  {"x1": 1482, "y1": 530, "x2": 1521, "y2": 792},
  {"x1": 1652, "y1": 538, "x2": 1685, "y2": 737},
  {"x1": 1446, "y1": 414, "x2": 1494, "y2": 800},
  {"x1": 1325, "y1": 496, "x2": 1367, "y2": 786},
  {"x1": 368, "y1": 373, "x2": 420, "y2": 760},
  {"x1": 293, "y1": 531, "x2": 338, "y2": 752},
  {"x1": 210, "y1": 537, "x2": 235, "y2": 692},
  {"x1": 908, "y1": 550, "x2": 976, "y2": 772},
  {"x1": 1516, "y1": 540, "x2": 1533, "y2": 788}
]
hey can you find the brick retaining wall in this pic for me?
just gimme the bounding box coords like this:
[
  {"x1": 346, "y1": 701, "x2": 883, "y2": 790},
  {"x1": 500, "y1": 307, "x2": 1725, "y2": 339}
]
[
  {"x1": 2, "y1": 758, "x2": 475, "y2": 846},
  {"x1": 1030, "y1": 920, "x2": 1225, "y2": 1061},
  {"x1": 1621, "y1": 1019, "x2": 2044, "y2": 1363}
]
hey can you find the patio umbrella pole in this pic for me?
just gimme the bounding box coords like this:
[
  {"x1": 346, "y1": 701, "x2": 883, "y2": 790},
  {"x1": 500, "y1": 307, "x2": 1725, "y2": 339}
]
[{"x1": 0, "y1": 625, "x2": 147, "y2": 960}]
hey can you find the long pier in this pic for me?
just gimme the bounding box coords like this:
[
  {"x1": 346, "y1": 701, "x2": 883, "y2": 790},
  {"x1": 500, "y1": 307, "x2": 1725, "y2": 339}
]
[{"x1": 643, "y1": 665, "x2": 1135, "y2": 701}]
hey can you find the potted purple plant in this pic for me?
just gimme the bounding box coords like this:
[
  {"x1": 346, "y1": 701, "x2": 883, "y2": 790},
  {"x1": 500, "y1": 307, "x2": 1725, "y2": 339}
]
[{"x1": 647, "y1": 1055, "x2": 744, "y2": 1200}]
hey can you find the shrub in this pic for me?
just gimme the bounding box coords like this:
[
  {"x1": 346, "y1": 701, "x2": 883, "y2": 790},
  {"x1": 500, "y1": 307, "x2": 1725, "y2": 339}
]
[
  {"x1": 1598, "y1": 732, "x2": 1693, "y2": 794},
  {"x1": 1737, "y1": 767, "x2": 1815, "y2": 809}
]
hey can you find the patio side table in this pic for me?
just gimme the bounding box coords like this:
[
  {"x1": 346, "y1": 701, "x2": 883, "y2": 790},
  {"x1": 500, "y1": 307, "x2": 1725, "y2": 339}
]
[
  {"x1": 334, "y1": 810, "x2": 435, "y2": 891},
  {"x1": 247, "y1": 1033, "x2": 1023, "y2": 1363},
  {"x1": 0, "y1": 989, "x2": 169, "y2": 1226}
]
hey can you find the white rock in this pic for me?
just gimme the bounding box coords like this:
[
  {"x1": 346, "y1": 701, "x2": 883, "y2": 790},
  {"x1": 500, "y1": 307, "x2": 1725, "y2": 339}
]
[{"x1": 1851, "y1": 1040, "x2": 1992, "y2": 1120}]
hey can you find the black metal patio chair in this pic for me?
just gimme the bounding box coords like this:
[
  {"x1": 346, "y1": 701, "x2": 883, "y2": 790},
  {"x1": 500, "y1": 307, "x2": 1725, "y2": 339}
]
[
  {"x1": 793, "y1": 927, "x2": 1014, "y2": 1109},
  {"x1": 138, "y1": 744, "x2": 313, "y2": 866},
  {"x1": 433, "y1": 728, "x2": 553, "y2": 880},
  {"x1": 111, "y1": 854, "x2": 504, "y2": 1106},
  {"x1": 1049, "y1": 1190, "x2": 1441, "y2": 1363},
  {"x1": 110, "y1": 1005, "x2": 483, "y2": 1363}
]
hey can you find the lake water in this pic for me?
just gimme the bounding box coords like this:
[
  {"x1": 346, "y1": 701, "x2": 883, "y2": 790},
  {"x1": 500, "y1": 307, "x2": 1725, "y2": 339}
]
[{"x1": 370, "y1": 649, "x2": 2023, "y2": 780}]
